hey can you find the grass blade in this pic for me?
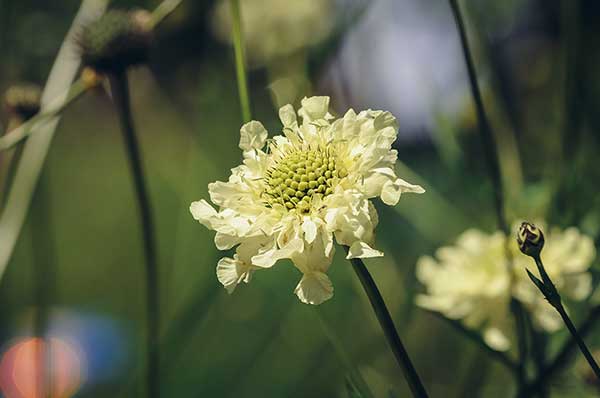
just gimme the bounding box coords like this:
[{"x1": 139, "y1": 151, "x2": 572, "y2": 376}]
[{"x1": 0, "y1": 0, "x2": 109, "y2": 283}]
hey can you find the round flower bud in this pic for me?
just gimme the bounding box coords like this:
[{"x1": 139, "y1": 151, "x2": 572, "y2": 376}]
[
  {"x1": 517, "y1": 221, "x2": 545, "y2": 258},
  {"x1": 79, "y1": 9, "x2": 153, "y2": 74},
  {"x1": 4, "y1": 83, "x2": 42, "y2": 122}
]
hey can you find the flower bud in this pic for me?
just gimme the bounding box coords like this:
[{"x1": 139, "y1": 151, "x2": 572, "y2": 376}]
[
  {"x1": 4, "y1": 83, "x2": 42, "y2": 123},
  {"x1": 517, "y1": 221, "x2": 545, "y2": 258},
  {"x1": 79, "y1": 9, "x2": 153, "y2": 74}
]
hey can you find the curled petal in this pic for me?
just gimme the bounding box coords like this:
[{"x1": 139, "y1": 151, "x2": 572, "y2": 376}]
[
  {"x1": 190, "y1": 200, "x2": 218, "y2": 227},
  {"x1": 381, "y1": 178, "x2": 425, "y2": 206},
  {"x1": 278, "y1": 104, "x2": 297, "y2": 127},
  {"x1": 346, "y1": 241, "x2": 383, "y2": 259},
  {"x1": 294, "y1": 272, "x2": 333, "y2": 305},
  {"x1": 216, "y1": 257, "x2": 252, "y2": 294},
  {"x1": 239, "y1": 121, "x2": 268, "y2": 152},
  {"x1": 299, "y1": 96, "x2": 330, "y2": 122}
]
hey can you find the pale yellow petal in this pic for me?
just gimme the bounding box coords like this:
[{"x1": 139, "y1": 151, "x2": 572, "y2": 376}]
[{"x1": 294, "y1": 272, "x2": 333, "y2": 305}]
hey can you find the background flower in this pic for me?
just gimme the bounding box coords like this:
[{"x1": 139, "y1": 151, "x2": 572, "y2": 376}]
[
  {"x1": 416, "y1": 224, "x2": 596, "y2": 351},
  {"x1": 211, "y1": 0, "x2": 334, "y2": 66}
]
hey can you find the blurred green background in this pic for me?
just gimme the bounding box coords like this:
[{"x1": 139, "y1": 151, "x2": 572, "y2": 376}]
[{"x1": 0, "y1": 0, "x2": 599, "y2": 397}]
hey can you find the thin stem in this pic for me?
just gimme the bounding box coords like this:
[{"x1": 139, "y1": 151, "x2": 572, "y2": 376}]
[
  {"x1": 531, "y1": 255, "x2": 600, "y2": 379},
  {"x1": 313, "y1": 308, "x2": 374, "y2": 398},
  {"x1": 149, "y1": 0, "x2": 184, "y2": 28},
  {"x1": 555, "y1": 303, "x2": 600, "y2": 377},
  {"x1": 109, "y1": 72, "x2": 160, "y2": 398},
  {"x1": 32, "y1": 173, "x2": 55, "y2": 398},
  {"x1": 448, "y1": 0, "x2": 529, "y2": 385},
  {"x1": 229, "y1": 0, "x2": 251, "y2": 122},
  {"x1": 428, "y1": 311, "x2": 518, "y2": 372},
  {"x1": 520, "y1": 305, "x2": 600, "y2": 397},
  {"x1": 448, "y1": 0, "x2": 507, "y2": 234},
  {"x1": 344, "y1": 247, "x2": 428, "y2": 398},
  {"x1": 0, "y1": 79, "x2": 89, "y2": 151},
  {"x1": 1, "y1": 141, "x2": 25, "y2": 208}
]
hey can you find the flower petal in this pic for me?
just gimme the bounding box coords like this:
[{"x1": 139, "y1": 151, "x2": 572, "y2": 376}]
[
  {"x1": 346, "y1": 241, "x2": 384, "y2": 259},
  {"x1": 294, "y1": 272, "x2": 333, "y2": 305},
  {"x1": 190, "y1": 200, "x2": 217, "y2": 226},
  {"x1": 299, "y1": 96, "x2": 330, "y2": 121},
  {"x1": 381, "y1": 178, "x2": 425, "y2": 206},
  {"x1": 278, "y1": 104, "x2": 297, "y2": 127},
  {"x1": 216, "y1": 257, "x2": 250, "y2": 294},
  {"x1": 302, "y1": 217, "x2": 318, "y2": 244},
  {"x1": 239, "y1": 120, "x2": 268, "y2": 152}
]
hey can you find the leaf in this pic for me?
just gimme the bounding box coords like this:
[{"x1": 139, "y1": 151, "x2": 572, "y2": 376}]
[
  {"x1": 0, "y1": 0, "x2": 109, "y2": 283},
  {"x1": 526, "y1": 269, "x2": 546, "y2": 294},
  {"x1": 345, "y1": 375, "x2": 364, "y2": 398}
]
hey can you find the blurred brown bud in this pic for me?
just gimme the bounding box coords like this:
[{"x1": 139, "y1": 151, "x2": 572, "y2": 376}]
[
  {"x1": 4, "y1": 83, "x2": 42, "y2": 125},
  {"x1": 79, "y1": 9, "x2": 153, "y2": 74}
]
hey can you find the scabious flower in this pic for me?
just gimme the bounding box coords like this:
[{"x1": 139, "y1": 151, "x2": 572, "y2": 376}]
[
  {"x1": 190, "y1": 96, "x2": 424, "y2": 304},
  {"x1": 416, "y1": 225, "x2": 596, "y2": 351},
  {"x1": 211, "y1": 0, "x2": 334, "y2": 66}
]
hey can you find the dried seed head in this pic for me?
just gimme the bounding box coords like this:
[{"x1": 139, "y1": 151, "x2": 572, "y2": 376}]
[
  {"x1": 79, "y1": 9, "x2": 153, "y2": 74},
  {"x1": 517, "y1": 221, "x2": 545, "y2": 258},
  {"x1": 4, "y1": 83, "x2": 42, "y2": 121}
]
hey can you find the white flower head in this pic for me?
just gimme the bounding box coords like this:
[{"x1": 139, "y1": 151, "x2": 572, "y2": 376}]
[
  {"x1": 416, "y1": 224, "x2": 596, "y2": 351},
  {"x1": 191, "y1": 96, "x2": 424, "y2": 304},
  {"x1": 211, "y1": 0, "x2": 334, "y2": 66}
]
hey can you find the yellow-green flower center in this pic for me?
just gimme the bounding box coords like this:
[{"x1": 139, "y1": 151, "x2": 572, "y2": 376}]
[{"x1": 264, "y1": 148, "x2": 347, "y2": 212}]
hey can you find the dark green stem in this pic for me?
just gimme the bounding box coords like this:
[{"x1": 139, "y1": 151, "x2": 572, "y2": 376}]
[
  {"x1": 555, "y1": 303, "x2": 600, "y2": 377},
  {"x1": 344, "y1": 247, "x2": 428, "y2": 398},
  {"x1": 531, "y1": 256, "x2": 600, "y2": 379},
  {"x1": 448, "y1": 0, "x2": 507, "y2": 234},
  {"x1": 519, "y1": 305, "x2": 600, "y2": 397},
  {"x1": 448, "y1": 0, "x2": 528, "y2": 385},
  {"x1": 428, "y1": 311, "x2": 517, "y2": 372},
  {"x1": 110, "y1": 72, "x2": 160, "y2": 398}
]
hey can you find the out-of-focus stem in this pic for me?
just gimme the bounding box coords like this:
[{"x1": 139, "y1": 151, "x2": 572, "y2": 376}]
[
  {"x1": 149, "y1": 0, "x2": 183, "y2": 28},
  {"x1": 448, "y1": 0, "x2": 528, "y2": 386},
  {"x1": 32, "y1": 174, "x2": 55, "y2": 398},
  {"x1": 0, "y1": 80, "x2": 89, "y2": 151},
  {"x1": 109, "y1": 72, "x2": 160, "y2": 398},
  {"x1": 229, "y1": 0, "x2": 252, "y2": 122},
  {"x1": 520, "y1": 305, "x2": 600, "y2": 397}
]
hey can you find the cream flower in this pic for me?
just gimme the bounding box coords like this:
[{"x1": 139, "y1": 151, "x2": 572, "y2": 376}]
[
  {"x1": 416, "y1": 225, "x2": 596, "y2": 351},
  {"x1": 211, "y1": 0, "x2": 334, "y2": 66},
  {"x1": 190, "y1": 96, "x2": 424, "y2": 304}
]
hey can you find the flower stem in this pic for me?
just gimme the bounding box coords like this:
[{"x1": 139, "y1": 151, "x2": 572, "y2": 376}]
[
  {"x1": 32, "y1": 174, "x2": 55, "y2": 398},
  {"x1": 448, "y1": 0, "x2": 529, "y2": 385},
  {"x1": 344, "y1": 248, "x2": 428, "y2": 398},
  {"x1": 109, "y1": 72, "x2": 160, "y2": 398},
  {"x1": 149, "y1": 0, "x2": 183, "y2": 28},
  {"x1": 532, "y1": 255, "x2": 600, "y2": 379},
  {"x1": 428, "y1": 311, "x2": 517, "y2": 372},
  {"x1": 228, "y1": 0, "x2": 252, "y2": 122},
  {"x1": 555, "y1": 303, "x2": 600, "y2": 376},
  {"x1": 519, "y1": 304, "x2": 600, "y2": 397},
  {"x1": 0, "y1": 79, "x2": 89, "y2": 151},
  {"x1": 447, "y1": 0, "x2": 507, "y2": 234}
]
